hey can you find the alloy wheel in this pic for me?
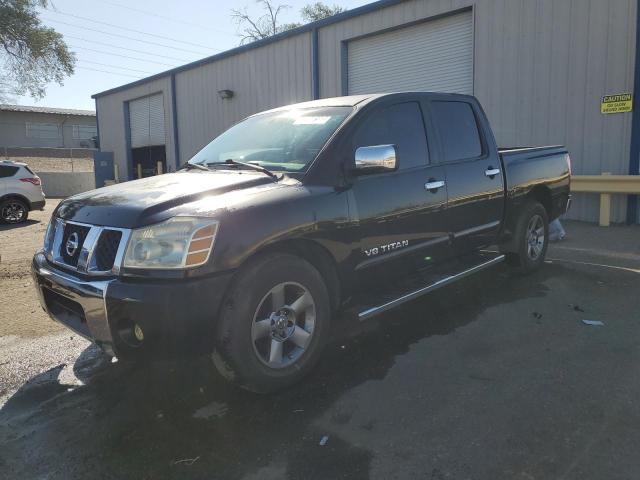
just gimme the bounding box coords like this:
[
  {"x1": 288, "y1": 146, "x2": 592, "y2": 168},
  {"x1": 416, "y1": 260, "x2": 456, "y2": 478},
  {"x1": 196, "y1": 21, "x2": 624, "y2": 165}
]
[
  {"x1": 1, "y1": 202, "x2": 25, "y2": 223},
  {"x1": 526, "y1": 214, "x2": 545, "y2": 261},
  {"x1": 251, "y1": 281, "x2": 316, "y2": 369}
]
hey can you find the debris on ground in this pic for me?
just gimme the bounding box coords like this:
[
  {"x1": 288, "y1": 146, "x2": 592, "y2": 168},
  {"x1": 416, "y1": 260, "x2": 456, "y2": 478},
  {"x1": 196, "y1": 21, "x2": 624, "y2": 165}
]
[
  {"x1": 532, "y1": 312, "x2": 543, "y2": 319},
  {"x1": 582, "y1": 320, "x2": 604, "y2": 326},
  {"x1": 171, "y1": 456, "x2": 200, "y2": 466},
  {"x1": 192, "y1": 401, "x2": 228, "y2": 420},
  {"x1": 319, "y1": 435, "x2": 329, "y2": 446},
  {"x1": 549, "y1": 219, "x2": 566, "y2": 242},
  {"x1": 570, "y1": 304, "x2": 585, "y2": 312}
]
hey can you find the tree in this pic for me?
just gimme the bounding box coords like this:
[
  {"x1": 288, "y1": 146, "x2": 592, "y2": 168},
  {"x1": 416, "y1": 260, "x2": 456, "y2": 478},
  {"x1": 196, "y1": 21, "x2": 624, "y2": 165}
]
[
  {"x1": 0, "y1": 0, "x2": 75, "y2": 101},
  {"x1": 231, "y1": 0, "x2": 292, "y2": 44},
  {"x1": 232, "y1": 0, "x2": 346, "y2": 44},
  {"x1": 300, "y1": 2, "x2": 345, "y2": 22}
]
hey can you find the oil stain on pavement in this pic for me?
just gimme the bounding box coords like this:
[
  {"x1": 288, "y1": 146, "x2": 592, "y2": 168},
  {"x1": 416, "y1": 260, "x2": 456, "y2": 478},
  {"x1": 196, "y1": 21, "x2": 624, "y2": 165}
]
[{"x1": 1, "y1": 261, "x2": 640, "y2": 480}]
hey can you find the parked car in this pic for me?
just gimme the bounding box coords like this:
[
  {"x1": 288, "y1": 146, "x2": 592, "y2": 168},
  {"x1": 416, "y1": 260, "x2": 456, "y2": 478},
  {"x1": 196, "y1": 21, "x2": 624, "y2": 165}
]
[
  {"x1": 0, "y1": 160, "x2": 45, "y2": 224},
  {"x1": 32, "y1": 93, "x2": 571, "y2": 392}
]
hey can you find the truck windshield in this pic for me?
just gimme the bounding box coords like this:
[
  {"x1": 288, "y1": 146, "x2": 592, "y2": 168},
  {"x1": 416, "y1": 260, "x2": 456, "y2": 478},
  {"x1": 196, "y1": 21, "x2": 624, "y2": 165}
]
[{"x1": 188, "y1": 106, "x2": 352, "y2": 173}]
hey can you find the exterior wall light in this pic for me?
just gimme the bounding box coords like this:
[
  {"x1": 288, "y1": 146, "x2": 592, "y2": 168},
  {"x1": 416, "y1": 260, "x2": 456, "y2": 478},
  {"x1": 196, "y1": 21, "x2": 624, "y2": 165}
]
[{"x1": 218, "y1": 89, "x2": 234, "y2": 99}]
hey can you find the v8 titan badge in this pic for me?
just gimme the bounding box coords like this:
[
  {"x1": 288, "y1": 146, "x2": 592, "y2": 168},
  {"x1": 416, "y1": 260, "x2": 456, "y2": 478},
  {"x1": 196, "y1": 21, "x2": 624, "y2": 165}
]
[
  {"x1": 364, "y1": 240, "x2": 409, "y2": 258},
  {"x1": 601, "y1": 93, "x2": 633, "y2": 114}
]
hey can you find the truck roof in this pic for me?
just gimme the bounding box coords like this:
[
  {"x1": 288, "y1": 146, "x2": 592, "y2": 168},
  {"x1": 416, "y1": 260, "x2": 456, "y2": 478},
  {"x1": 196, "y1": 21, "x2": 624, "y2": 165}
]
[{"x1": 257, "y1": 92, "x2": 475, "y2": 115}]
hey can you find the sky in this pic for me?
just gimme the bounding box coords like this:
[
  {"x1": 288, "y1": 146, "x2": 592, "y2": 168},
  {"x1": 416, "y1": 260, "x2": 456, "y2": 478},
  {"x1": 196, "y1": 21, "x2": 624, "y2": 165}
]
[{"x1": 14, "y1": 0, "x2": 370, "y2": 111}]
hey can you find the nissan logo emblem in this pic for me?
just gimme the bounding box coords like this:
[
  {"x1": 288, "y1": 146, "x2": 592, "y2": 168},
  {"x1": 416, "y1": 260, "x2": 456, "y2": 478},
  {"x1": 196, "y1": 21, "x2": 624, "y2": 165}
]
[{"x1": 65, "y1": 232, "x2": 80, "y2": 257}]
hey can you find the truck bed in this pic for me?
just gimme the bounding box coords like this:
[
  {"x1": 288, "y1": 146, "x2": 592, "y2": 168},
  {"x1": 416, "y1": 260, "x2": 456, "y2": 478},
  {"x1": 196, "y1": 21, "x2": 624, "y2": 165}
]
[{"x1": 499, "y1": 145, "x2": 570, "y2": 222}]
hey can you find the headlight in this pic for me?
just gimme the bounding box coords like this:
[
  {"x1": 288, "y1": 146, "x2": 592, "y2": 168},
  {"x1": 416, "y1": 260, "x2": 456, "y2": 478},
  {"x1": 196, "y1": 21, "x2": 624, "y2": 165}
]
[
  {"x1": 123, "y1": 217, "x2": 219, "y2": 269},
  {"x1": 43, "y1": 216, "x2": 57, "y2": 255}
]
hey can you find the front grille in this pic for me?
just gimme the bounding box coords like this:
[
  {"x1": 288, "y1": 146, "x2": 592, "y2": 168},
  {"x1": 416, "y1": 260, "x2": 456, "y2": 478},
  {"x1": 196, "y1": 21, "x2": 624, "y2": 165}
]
[
  {"x1": 49, "y1": 218, "x2": 129, "y2": 275},
  {"x1": 60, "y1": 223, "x2": 91, "y2": 267},
  {"x1": 94, "y1": 230, "x2": 122, "y2": 271}
]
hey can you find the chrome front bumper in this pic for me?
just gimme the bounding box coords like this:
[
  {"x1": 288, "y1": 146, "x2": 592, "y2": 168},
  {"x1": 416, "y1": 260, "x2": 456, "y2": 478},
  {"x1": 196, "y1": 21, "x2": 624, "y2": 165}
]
[{"x1": 31, "y1": 251, "x2": 116, "y2": 355}]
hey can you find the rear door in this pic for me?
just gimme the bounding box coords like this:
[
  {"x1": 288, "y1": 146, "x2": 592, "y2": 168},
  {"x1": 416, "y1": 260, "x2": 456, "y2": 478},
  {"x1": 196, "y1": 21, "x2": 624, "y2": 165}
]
[
  {"x1": 0, "y1": 165, "x2": 19, "y2": 197},
  {"x1": 427, "y1": 97, "x2": 504, "y2": 253},
  {"x1": 348, "y1": 100, "x2": 449, "y2": 280}
]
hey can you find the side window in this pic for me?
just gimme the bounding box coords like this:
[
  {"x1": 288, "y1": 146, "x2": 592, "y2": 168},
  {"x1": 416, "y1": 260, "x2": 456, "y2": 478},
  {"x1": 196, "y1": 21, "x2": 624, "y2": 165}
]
[
  {"x1": 26, "y1": 122, "x2": 61, "y2": 139},
  {"x1": 0, "y1": 166, "x2": 19, "y2": 178},
  {"x1": 431, "y1": 101, "x2": 483, "y2": 162},
  {"x1": 352, "y1": 102, "x2": 428, "y2": 170}
]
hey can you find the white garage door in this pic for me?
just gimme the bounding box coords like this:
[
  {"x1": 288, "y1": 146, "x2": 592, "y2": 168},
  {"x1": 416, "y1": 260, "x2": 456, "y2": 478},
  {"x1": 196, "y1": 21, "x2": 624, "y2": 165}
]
[
  {"x1": 129, "y1": 93, "x2": 166, "y2": 148},
  {"x1": 348, "y1": 11, "x2": 474, "y2": 95}
]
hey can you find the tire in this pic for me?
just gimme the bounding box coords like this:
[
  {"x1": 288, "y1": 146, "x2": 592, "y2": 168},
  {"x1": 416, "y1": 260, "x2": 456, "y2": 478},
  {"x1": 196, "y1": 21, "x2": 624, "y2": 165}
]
[
  {"x1": 505, "y1": 200, "x2": 549, "y2": 274},
  {"x1": 212, "y1": 253, "x2": 331, "y2": 393},
  {"x1": 0, "y1": 198, "x2": 29, "y2": 224}
]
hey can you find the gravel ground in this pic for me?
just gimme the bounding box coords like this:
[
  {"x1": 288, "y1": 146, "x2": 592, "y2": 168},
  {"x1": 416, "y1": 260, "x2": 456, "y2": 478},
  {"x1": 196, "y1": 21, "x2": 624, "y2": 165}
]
[
  {"x1": 0, "y1": 200, "x2": 64, "y2": 338},
  {"x1": 0, "y1": 199, "x2": 88, "y2": 401}
]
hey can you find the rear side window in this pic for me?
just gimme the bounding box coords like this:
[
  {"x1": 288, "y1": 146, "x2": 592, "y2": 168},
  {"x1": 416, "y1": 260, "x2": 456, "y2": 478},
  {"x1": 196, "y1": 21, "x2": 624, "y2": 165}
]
[
  {"x1": 431, "y1": 101, "x2": 483, "y2": 161},
  {"x1": 352, "y1": 102, "x2": 428, "y2": 169},
  {"x1": 0, "y1": 166, "x2": 19, "y2": 178}
]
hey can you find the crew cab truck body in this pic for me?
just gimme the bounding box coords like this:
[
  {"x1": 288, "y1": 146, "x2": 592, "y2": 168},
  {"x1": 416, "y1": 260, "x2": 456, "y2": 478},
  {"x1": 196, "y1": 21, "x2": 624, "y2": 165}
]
[{"x1": 32, "y1": 93, "x2": 570, "y2": 392}]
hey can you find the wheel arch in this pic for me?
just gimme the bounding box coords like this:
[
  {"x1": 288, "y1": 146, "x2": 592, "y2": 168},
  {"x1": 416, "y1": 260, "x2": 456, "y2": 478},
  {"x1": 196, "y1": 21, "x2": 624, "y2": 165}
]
[
  {"x1": 500, "y1": 186, "x2": 551, "y2": 253},
  {"x1": 0, "y1": 194, "x2": 32, "y2": 210},
  {"x1": 528, "y1": 185, "x2": 552, "y2": 219},
  {"x1": 238, "y1": 238, "x2": 342, "y2": 313}
]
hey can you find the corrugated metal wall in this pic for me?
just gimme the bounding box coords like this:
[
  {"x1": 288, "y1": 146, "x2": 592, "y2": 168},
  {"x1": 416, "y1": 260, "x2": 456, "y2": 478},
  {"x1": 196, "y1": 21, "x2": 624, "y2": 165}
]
[
  {"x1": 96, "y1": 0, "x2": 636, "y2": 223},
  {"x1": 474, "y1": 0, "x2": 636, "y2": 223},
  {"x1": 174, "y1": 33, "x2": 313, "y2": 162}
]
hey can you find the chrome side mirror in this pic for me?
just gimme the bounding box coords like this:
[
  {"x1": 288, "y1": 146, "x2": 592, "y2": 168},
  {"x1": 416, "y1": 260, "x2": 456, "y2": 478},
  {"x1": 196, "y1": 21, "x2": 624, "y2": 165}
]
[{"x1": 354, "y1": 144, "x2": 397, "y2": 174}]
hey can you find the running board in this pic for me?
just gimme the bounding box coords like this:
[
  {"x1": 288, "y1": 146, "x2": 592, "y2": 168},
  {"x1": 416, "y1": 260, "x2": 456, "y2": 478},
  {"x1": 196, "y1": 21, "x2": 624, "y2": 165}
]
[{"x1": 358, "y1": 253, "x2": 505, "y2": 321}]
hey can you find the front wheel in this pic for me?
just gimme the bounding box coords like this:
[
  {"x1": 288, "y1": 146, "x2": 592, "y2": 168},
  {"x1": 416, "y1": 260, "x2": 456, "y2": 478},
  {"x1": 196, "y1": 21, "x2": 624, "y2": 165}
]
[
  {"x1": 212, "y1": 253, "x2": 330, "y2": 393},
  {"x1": 505, "y1": 201, "x2": 549, "y2": 274}
]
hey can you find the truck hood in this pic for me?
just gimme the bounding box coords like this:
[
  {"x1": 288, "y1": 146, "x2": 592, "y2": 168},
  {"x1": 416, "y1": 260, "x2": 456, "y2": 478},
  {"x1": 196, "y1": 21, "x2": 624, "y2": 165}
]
[{"x1": 56, "y1": 170, "x2": 280, "y2": 228}]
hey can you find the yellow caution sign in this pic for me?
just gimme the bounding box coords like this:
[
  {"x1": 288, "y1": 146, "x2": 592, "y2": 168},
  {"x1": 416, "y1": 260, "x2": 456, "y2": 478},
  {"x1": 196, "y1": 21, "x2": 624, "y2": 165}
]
[{"x1": 601, "y1": 93, "x2": 633, "y2": 114}]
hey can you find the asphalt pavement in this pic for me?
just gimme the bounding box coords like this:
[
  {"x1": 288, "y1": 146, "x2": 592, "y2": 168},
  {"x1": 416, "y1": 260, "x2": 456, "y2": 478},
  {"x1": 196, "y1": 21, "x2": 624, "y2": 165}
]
[{"x1": 1, "y1": 220, "x2": 639, "y2": 480}]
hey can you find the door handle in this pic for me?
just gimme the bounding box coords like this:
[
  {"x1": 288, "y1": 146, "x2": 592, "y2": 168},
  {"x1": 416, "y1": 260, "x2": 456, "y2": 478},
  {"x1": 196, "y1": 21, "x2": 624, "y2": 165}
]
[
  {"x1": 425, "y1": 180, "x2": 445, "y2": 191},
  {"x1": 485, "y1": 167, "x2": 500, "y2": 177}
]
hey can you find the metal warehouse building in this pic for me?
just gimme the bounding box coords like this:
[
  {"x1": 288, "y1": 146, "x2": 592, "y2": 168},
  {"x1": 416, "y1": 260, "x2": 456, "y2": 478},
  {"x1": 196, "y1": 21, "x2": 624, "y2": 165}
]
[{"x1": 93, "y1": 0, "x2": 639, "y2": 223}]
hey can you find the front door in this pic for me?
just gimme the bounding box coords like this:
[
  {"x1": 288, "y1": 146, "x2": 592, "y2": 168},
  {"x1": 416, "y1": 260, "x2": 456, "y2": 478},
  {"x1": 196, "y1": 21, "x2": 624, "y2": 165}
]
[
  {"x1": 428, "y1": 98, "x2": 504, "y2": 253},
  {"x1": 348, "y1": 101, "x2": 450, "y2": 283}
]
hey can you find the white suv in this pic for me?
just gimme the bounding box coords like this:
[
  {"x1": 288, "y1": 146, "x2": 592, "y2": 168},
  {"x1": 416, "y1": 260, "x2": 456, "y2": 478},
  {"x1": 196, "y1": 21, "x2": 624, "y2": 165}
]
[{"x1": 0, "y1": 160, "x2": 46, "y2": 224}]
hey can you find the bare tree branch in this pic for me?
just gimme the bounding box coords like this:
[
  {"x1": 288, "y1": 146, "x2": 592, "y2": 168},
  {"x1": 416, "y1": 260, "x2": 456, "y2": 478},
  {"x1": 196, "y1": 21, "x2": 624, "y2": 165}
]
[{"x1": 231, "y1": 1, "x2": 346, "y2": 44}]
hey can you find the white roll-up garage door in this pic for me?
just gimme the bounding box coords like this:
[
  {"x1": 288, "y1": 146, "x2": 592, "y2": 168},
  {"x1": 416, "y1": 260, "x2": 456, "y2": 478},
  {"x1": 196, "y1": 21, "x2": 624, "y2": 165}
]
[
  {"x1": 348, "y1": 11, "x2": 473, "y2": 95},
  {"x1": 129, "y1": 93, "x2": 166, "y2": 148}
]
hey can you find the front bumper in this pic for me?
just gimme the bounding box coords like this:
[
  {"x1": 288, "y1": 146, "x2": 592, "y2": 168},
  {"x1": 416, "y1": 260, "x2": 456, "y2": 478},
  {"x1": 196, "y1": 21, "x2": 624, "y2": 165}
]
[
  {"x1": 31, "y1": 199, "x2": 46, "y2": 211},
  {"x1": 31, "y1": 252, "x2": 233, "y2": 359}
]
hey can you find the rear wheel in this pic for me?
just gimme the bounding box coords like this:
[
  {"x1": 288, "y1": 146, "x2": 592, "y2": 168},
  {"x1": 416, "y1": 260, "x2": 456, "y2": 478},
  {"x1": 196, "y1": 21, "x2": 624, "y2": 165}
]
[
  {"x1": 212, "y1": 253, "x2": 330, "y2": 393},
  {"x1": 0, "y1": 199, "x2": 28, "y2": 224},
  {"x1": 505, "y1": 201, "x2": 549, "y2": 274}
]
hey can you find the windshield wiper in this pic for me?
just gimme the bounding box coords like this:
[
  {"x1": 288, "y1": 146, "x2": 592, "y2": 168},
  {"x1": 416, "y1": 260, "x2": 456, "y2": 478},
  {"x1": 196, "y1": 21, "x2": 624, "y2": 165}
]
[
  {"x1": 182, "y1": 162, "x2": 210, "y2": 172},
  {"x1": 207, "y1": 159, "x2": 278, "y2": 180}
]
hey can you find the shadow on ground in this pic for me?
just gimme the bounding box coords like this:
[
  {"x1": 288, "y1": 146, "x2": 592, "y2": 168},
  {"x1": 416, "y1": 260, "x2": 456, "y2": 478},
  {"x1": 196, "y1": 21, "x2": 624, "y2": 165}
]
[
  {"x1": 2, "y1": 261, "x2": 639, "y2": 480},
  {"x1": 0, "y1": 219, "x2": 39, "y2": 232}
]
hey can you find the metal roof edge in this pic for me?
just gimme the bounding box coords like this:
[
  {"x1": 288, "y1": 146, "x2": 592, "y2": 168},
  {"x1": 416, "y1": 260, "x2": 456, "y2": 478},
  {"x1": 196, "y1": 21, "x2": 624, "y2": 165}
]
[
  {"x1": 0, "y1": 104, "x2": 96, "y2": 116},
  {"x1": 91, "y1": 0, "x2": 409, "y2": 99}
]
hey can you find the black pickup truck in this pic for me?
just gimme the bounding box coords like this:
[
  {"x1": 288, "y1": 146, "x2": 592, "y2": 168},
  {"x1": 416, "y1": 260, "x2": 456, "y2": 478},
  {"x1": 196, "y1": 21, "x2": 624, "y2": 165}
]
[{"x1": 32, "y1": 92, "x2": 571, "y2": 392}]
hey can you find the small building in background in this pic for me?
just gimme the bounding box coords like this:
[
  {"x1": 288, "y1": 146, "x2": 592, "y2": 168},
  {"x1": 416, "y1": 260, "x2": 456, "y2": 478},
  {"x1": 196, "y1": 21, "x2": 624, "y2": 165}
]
[{"x1": 0, "y1": 104, "x2": 97, "y2": 151}]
